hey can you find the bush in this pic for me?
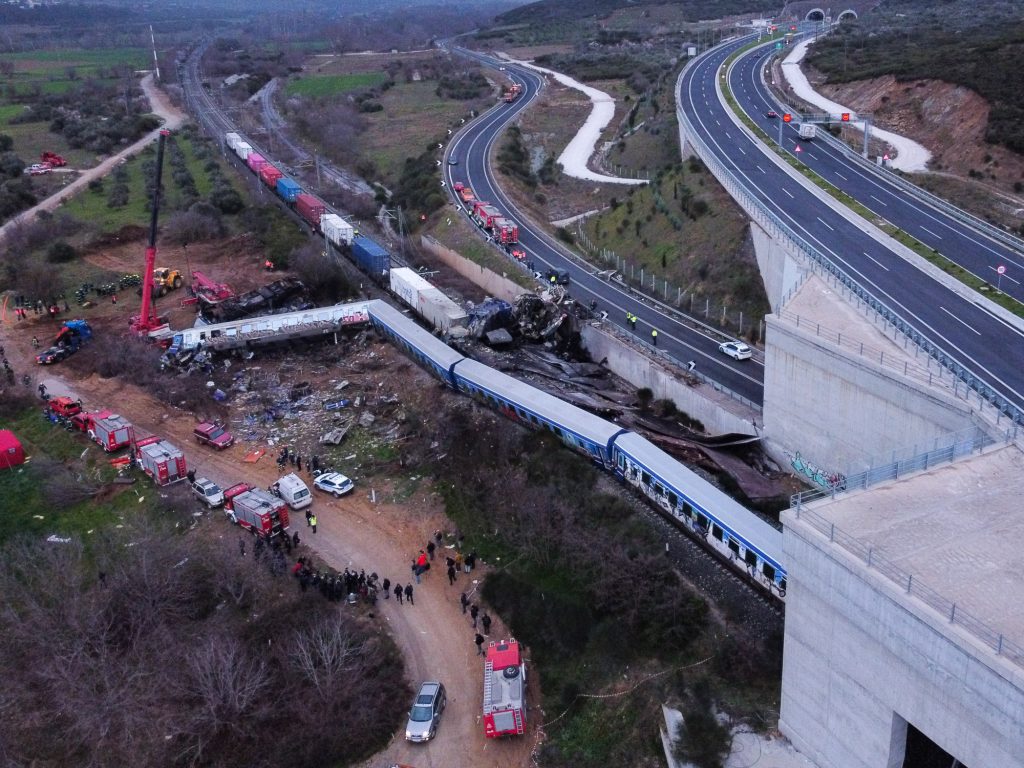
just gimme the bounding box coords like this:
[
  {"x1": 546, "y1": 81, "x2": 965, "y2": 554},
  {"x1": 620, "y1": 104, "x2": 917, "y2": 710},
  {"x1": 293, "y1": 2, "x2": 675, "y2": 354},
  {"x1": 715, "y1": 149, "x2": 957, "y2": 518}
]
[
  {"x1": 46, "y1": 241, "x2": 77, "y2": 263},
  {"x1": 209, "y1": 185, "x2": 245, "y2": 215},
  {"x1": 673, "y1": 678, "x2": 732, "y2": 768}
]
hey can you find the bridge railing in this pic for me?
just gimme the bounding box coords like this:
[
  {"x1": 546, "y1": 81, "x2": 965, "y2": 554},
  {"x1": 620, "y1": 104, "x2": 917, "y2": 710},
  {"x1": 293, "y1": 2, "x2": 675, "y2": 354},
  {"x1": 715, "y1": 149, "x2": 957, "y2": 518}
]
[
  {"x1": 792, "y1": 500, "x2": 1024, "y2": 671},
  {"x1": 675, "y1": 48, "x2": 1024, "y2": 429},
  {"x1": 788, "y1": 423, "x2": 1006, "y2": 507}
]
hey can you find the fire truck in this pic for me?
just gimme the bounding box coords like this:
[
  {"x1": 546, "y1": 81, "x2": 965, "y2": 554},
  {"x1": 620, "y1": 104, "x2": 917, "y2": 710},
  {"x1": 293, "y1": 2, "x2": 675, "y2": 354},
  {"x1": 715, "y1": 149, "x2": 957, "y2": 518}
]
[
  {"x1": 482, "y1": 638, "x2": 527, "y2": 738},
  {"x1": 502, "y1": 84, "x2": 522, "y2": 103},
  {"x1": 224, "y1": 483, "x2": 290, "y2": 539},
  {"x1": 88, "y1": 413, "x2": 135, "y2": 452},
  {"x1": 134, "y1": 436, "x2": 188, "y2": 486}
]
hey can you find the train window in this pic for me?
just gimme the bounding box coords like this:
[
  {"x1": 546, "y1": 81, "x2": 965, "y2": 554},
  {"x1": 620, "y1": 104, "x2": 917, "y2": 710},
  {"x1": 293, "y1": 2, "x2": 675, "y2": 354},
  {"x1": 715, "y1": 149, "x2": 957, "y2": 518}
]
[
  {"x1": 711, "y1": 524, "x2": 723, "y2": 541},
  {"x1": 762, "y1": 563, "x2": 776, "y2": 581},
  {"x1": 553, "y1": 427, "x2": 562, "y2": 438},
  {"x1": 682, "y1": 501, "x2": 693, "y2": 517},
  {"x1": 696, "y1": 513, "x2": 708, "y2": 530},
  {"x1": 667, "y1": 491, "x2": 678, "y2": 508},
  {"x1": 641, "y1": 471, "x2": 651, "y2": 486},
  {"x1": 744, "y1": 549, "x2": 757, "y2": 567},
  {"x1": 728, "y1": 539, "x2": 740, "y2": 556},
  {"x1": 653, "y1": 482, "x2": 663, "y2": 495},
  {"x1": 779, "y1": 577, "x2": 787, "y2": 594},
  {"x1": 617, "y1": 454, "x2": 625, "y2": 469}
]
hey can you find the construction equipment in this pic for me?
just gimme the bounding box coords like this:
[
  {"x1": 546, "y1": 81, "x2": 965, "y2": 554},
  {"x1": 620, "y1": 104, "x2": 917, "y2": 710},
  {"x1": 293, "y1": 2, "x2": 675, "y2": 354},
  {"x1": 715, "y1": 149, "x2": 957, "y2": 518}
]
[
  {"x1": 186, "y1": 270, "x2": 233, "y2": 309},
  {"x1": 131, "y1": 129, "x2": 172, "y2": 336},
  {"x1": 152, "y1": 267, "x2": 184, "y2": 297}
]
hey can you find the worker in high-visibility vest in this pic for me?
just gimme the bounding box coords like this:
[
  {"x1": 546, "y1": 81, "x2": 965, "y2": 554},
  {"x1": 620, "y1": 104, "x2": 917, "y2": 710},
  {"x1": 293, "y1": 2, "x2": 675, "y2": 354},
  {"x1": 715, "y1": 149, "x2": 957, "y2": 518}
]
[
  {"x1": 651, "y1": 329, "x2": 658, "y2": 347},
  {"x1": 550, "y1": 274, "x2": 557, "y2": 286}
]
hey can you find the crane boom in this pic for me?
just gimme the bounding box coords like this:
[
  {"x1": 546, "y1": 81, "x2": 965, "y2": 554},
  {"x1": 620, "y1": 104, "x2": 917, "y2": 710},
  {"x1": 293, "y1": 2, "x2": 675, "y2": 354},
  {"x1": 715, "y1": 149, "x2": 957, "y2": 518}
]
[{"x1": 131, "y1": 128, "x2": 171, "y2": 335}]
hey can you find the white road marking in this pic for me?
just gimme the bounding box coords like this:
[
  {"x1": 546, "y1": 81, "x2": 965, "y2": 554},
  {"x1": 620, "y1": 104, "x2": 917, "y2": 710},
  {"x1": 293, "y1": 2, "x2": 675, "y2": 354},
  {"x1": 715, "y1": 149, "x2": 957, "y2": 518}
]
[
  {"x1": 870, "y1": 195, "x2": 888, "y2": 206},
  {"x1": 807, "y1": 152, "x2": 818, "y2": 160},
  {"x1": 863, "y1": 252, "x2": 889, "y2": 271},
  {"x1": 920, "y1": 225, "x2": 942, "y2": 240},
  {"x1": 940, "y1": 307, "x2": 981, "y2": 335},
  {"x1": 816, "y1": 217, "x2": 835, "y2": 231},
  {"x1": 737, "y1": 146, "x2": 746, "y2": 155},
  {"x1": 782, "y1": 188, "x2": 794, "y2": 198},
  {"x1": 835, "y1": 171, "x2": 847, "y2": 180},
  {"x1": 990, "y1": 266, "x2": 1021, "y2": 285},
  {"x1": 756, "y1": 165, "x2": 765, "y2": 174}
]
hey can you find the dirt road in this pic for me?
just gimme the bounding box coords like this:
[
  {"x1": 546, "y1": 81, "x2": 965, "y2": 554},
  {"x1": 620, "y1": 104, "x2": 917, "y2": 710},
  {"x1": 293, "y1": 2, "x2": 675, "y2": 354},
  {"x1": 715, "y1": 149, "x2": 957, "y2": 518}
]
[
  {"x1": 0, "y1": 74, "x2": 186, "y2": 243},
  {"x1": 4, "y1": 322, "x2": 538, "y2": 768}
]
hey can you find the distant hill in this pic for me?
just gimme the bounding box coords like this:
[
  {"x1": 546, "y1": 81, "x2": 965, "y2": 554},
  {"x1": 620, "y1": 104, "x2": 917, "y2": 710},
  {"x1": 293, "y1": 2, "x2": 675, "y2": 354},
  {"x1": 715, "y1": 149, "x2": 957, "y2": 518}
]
[{"x1": 497, "y1": 0, "x2": 775, "y2": 25}]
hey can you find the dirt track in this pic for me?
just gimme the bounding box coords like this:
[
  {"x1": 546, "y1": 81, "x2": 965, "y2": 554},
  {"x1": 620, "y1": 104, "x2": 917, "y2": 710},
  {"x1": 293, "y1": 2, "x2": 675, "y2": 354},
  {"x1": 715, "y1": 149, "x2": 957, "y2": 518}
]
[{"x1": 0, "y1": 74, "x2": 186, "y2": 243}]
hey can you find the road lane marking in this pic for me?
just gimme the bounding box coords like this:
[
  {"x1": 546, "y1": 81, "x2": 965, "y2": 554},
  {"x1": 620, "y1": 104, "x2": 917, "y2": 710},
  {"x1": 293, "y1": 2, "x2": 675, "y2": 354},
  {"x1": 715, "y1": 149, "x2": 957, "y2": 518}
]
[
  {"x1": 990, "y1": 266, "x2": 1021, "y2": 285},
  {"x1": 835, "y1": 171, "x2": 847, "y2": 180},
  {"x1": 756, "y1": 165, "x2": 765, "y2": 173},
  {"x1": 816, "y1": 217, "x2": 834, "y2": 231},
  {"x1": 863, "y1": 252, "x2": 889, "y2": 271},
  {"x1": 782, "y1": 188, "x2": 794, "y2": 198},
  {"x1": 870, "y1": 195, "x2": 888, "y2": 206},
  {"x1": 940, "y1": 307, "x2": 981, "y2": 335},
  {"x1": 807, "y1": 152, "x2": 818, "y2": 160},
  {"x1": 737, "y1": 146, "x2": 746, "y2": 154},
  {"x1": 920, "y1": 225, "x2": 942, "y2": 239}
]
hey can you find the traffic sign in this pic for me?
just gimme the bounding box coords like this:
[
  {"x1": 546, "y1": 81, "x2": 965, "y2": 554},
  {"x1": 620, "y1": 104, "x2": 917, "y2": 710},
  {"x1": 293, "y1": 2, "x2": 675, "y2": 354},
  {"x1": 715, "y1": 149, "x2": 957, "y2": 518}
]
[
  {"x1": 997, "y1": 265, "x2": 1006, "y2": 275},
  {"x1": 783, "y1": 113, "x2": 792, "y2": 123},
  {"x1": 841, "y1": 113, "x2": 850, "y2": 122}
]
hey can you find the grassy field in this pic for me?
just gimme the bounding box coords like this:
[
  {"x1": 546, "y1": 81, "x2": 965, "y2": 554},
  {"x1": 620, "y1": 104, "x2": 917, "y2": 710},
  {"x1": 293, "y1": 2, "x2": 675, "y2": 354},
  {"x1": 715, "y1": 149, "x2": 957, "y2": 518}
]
[
  {"x1": 361, "y1": 81, "x2": 478, "y2": 184},
  {"x1": 0, "y1": 406, "x2": 153, "y2": 544},
  {"x1": 284, "y1": 72, "x2": 388, "y2": 98},
  {"x1": 67, "y1": 133, "x2": 227, "y2": 233}
]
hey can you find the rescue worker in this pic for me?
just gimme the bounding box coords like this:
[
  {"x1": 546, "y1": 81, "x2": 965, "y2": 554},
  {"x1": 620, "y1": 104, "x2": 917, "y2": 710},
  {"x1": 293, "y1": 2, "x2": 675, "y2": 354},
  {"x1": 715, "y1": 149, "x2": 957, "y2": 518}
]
[{"x1": 651, "y1": 328, "x2": 658, "y2": 347}]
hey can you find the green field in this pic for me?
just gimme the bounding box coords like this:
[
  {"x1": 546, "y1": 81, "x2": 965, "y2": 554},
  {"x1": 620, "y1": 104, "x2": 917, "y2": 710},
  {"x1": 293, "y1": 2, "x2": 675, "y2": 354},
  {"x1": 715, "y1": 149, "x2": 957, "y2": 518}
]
[
  {"x1": 284, "y1": 72, "x2": 388, "y2": 98},
  {"x1": 0, "y1": 47, "x2": 149, "y2": 101},
  {"x1": 0, "y1": 408, "x2": 134, "y2": 543},
  {"x1": 68, "y1": 133, "x2": 229, "y2": 233}
]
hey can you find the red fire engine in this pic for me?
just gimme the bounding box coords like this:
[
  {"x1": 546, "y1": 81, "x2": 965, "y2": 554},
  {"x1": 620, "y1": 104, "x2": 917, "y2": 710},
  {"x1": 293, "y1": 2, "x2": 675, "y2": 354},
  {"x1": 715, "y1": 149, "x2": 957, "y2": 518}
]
[{"x1": 482, "y1": 638, "x2": 527, "y2": 738}]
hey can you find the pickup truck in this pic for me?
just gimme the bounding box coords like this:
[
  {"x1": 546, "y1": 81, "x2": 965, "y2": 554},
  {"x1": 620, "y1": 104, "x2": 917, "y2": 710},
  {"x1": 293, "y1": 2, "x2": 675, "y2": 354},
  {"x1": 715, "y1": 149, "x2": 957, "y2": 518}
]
[{"x1": 193, "y1": 422, "x2": 234, "y2": 450}]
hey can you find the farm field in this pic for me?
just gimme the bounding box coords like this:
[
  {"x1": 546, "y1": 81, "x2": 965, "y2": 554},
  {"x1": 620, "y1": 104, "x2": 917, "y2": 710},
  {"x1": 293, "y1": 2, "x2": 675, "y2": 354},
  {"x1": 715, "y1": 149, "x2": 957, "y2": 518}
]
[{"x1": 284, "y1": 71, "x2": 388, "y2": 97}]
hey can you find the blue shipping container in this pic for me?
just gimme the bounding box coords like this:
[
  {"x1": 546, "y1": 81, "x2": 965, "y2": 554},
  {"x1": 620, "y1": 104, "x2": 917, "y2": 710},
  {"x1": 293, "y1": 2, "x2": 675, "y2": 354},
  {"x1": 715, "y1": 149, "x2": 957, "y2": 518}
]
[
  {"x1": 351, "y1": 235, "x2": 391, "y2": 277},
  {"x1": 277, "y1": 178, "x2": 302, "y2": 202}
]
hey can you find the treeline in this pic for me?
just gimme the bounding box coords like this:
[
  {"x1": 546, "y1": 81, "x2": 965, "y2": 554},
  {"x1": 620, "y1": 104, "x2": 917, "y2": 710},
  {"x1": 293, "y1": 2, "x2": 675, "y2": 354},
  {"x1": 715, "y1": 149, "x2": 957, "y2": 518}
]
[
  {"x1": 807, "y1": 3, "x2": 1024, "y2": 154},
  {"x1": 0, "y1": 527, "x2": 408, "y2": 768},
  {"x1": 0, "y1": 133, "x2": 34, "y2": 221},
  {"x1": 496, "y1": 0, "x2": 771, "y2": 25}
]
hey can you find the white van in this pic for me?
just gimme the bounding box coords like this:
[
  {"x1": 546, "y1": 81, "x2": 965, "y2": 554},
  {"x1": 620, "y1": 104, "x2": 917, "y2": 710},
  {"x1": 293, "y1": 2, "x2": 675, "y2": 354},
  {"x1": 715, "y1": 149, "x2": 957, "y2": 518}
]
[{"x1": 271, "y1": 472, "x2": 313, "y2": 510}]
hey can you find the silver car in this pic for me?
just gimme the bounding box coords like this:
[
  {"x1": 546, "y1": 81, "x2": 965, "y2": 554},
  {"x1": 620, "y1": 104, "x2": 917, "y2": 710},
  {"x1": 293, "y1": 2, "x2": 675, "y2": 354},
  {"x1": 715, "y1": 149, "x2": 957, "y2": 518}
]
[
  {"x1": 190, "y1": 477, "x2": 225, "y2": 508},
  {"x1": 313, "y1": 471, "x2": 355, "y2": 498},
  {"x1": 405, "y1": 681, "x2": 446, "y2": 742}
]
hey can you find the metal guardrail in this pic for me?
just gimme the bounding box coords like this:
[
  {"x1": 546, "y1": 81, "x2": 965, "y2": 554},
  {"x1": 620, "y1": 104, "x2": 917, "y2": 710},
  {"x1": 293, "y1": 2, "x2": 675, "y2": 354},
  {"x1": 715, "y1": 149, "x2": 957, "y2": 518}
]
[
  {"x1": 763, "y1": 42, "x2": 1024, "y2": 258},
  {"x1": 789, "y1": 423, "x2": 1002, "y2": 506},
  {"x1": 674, "y1": 49, "x2": 1024, "y2": 429},
  {"x1": 792, "y1": 500, "x2": 1024, "y2": 671}
]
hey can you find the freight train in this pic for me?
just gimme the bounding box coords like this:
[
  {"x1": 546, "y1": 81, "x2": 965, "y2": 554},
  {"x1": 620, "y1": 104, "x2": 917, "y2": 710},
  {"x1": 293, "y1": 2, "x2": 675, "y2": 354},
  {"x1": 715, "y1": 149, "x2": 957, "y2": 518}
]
[
  {"x1": 223, "y1": 132, "x2": 390, "y2": 280},
  {"x1": 215, "y1": 129, "x2": 788, "y2": 602},
  {"x1": 367, "y1": 300, "x2": 788, "y2": 602}
]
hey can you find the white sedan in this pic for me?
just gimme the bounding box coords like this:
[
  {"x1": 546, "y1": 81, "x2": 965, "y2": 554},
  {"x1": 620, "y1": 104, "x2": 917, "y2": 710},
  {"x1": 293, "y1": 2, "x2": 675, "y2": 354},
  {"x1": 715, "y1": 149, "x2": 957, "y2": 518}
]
[
  {"x1": 313, "y1": 472, "x2": 355, "y2": 498},
  {"x1": 718, "y1": 341, "x2": 753, "y2": 361}
]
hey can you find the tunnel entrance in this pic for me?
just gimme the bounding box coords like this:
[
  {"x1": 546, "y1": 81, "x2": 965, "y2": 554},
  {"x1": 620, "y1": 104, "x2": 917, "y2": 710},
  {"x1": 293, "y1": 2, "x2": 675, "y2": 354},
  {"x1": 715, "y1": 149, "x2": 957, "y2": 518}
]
[{"x1": 903, "y1": 723, "x2": 970, "y2": 768}]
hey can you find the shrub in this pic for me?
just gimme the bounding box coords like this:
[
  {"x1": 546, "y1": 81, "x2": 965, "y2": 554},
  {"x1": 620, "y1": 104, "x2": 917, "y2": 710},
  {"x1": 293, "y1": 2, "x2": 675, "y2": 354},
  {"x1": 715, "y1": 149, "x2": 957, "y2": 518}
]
[{"x1": 46, "y1": 241, "x2": 77, "y2": 263}]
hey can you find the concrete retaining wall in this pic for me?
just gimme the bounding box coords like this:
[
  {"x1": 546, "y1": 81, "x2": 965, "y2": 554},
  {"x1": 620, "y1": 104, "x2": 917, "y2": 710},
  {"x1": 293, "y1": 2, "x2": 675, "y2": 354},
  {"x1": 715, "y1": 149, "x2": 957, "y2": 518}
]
[
  {"x1": 581, "y1": 323, "x2": 755, "y2": 435},
  {"x1": 780, "y1": 516, "x2": 1024, "y2": 768},
  {"x1": 420, "y1": 235, "x2": 527, "y2": 304},
  {"x1": 763, "y1": 314, "x2": 976, "y2": 472}
]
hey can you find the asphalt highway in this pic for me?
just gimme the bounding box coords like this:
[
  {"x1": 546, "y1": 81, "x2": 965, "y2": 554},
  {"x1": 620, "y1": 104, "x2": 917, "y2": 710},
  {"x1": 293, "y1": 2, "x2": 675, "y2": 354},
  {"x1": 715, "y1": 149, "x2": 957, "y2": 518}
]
[
  {"x1": 678, "y1": 37, "x2": 1024, "y2": 418},
  {"x1": 446, "y1": 48, "x2": 767, "y2": 408},
  {"x1": 732, "y1": 44, "x2": 1024, "y2": 305}
]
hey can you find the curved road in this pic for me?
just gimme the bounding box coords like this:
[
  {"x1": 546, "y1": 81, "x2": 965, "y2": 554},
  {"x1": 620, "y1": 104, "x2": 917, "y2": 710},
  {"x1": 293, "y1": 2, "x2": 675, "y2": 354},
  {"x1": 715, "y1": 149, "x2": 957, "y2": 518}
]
[
  {"x1": 678, "y1": 37, "x2": 1024, "y2": 417},
  {"x1": 732, "y1": 43, "x2": 1024, "y2": 305},
  {"x1": 447, "y1": 48, "x2": 766, "y2": 407}
]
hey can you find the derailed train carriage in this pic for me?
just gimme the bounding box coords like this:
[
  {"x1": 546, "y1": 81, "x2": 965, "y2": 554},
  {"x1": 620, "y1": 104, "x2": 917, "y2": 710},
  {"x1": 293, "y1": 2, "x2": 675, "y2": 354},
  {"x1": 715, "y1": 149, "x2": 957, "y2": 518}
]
[{"x1": 367, "y1": 300, "x2": 788, "y2": 601}]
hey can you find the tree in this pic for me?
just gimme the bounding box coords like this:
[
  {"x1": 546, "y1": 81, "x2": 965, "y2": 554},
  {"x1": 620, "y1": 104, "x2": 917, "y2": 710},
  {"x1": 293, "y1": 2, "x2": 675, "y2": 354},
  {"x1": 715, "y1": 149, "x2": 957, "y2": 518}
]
[{"x1": 46, "y1": 241, "x2": 77, "y2": 264}]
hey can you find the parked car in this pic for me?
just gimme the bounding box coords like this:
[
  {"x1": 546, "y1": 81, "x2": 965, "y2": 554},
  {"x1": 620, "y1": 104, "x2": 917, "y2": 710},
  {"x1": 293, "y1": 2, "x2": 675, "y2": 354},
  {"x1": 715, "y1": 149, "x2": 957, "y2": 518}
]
[
  {"x1": 270, "y1": 472, "x2": 312, "y2": 510},
  {"x1": 26, "y1": 163, "x2": 52, "y2": 175},
  {"x1": 35, "y1": 346, "x2": 70, "y2": 365},
  {"x1": 765, "y1": 110, "x2": 778, "y2": 118},
  {"x1": 405, "y1": 681, "x2": 447, "y2": 742},
  {"x1": 718, "y1": 341, "x2": 753, "y2": 360},
  {"x1": 193, "y1": 422, "x2": 234, "y2": 449},
  {"x1": 190, "y1": 477, "x2": 225, "y2": 508},
  {"x1": 312, "y1": 471, "x2": 355, "y2": 498}
]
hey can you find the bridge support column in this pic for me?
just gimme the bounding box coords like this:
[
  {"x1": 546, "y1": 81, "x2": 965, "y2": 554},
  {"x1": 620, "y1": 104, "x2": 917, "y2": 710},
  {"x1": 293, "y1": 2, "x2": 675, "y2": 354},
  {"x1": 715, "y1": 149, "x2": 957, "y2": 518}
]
[{"x1": 749, "y1": 220, "x2": 807, "y2": 312}]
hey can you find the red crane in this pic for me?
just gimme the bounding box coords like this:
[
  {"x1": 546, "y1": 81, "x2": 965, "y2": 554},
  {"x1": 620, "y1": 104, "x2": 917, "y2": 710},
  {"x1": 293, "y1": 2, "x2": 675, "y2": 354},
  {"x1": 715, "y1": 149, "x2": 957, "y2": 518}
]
[{"x1": 130, "y1": 129, "x2": 171, "y2": 335}]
